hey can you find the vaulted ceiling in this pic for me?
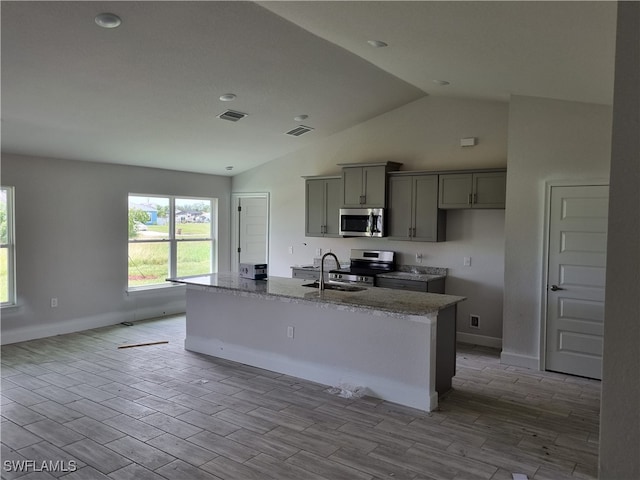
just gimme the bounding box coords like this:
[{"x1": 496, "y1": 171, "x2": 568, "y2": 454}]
[{"x1": 1, "y1": 1, "x2": 617, "y2": 176}]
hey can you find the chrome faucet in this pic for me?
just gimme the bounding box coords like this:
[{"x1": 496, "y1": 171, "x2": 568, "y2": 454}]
[{"x1": 319, "y1": 252, "x2": 340, "y2": 292}]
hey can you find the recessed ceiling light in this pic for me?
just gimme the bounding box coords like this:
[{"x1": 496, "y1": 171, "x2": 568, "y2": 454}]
[
  {"x1": 225, "y1": 166, "x2": 234, "y2": 171},
  {"x1": 294, "y1": 115, "x2": 308, "y2": 122},
  {"x1": 367, "y1": 40, "x2": 388, "y2": 48},
  {"x1": 95, "y1": 13, "x2": 122, "y2": 29},
  {"x1": 219, "y1": 94, "x2": 237, "y2": 102},
  {"x1": 433, "y1": 79, "x2": 450, "y2": 86}
]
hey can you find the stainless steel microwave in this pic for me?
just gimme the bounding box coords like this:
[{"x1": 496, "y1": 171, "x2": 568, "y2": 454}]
[{"x1": 339, "y1": 208, "x2": 385, "y2": 237}]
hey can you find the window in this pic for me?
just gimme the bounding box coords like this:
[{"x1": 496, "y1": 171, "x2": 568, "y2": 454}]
[
  {"x1": 128, "y1": 194, "x2": 216, "y2": 289},
  {"x1": 1, "y1": 186, "x2": 16, "y2": 306}
]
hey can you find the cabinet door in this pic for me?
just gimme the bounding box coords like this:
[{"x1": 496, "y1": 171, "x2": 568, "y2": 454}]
[
  {"x1": 438, "y1": 173, "x2": 473, "y2": 208},
  {"x1": 473, "y1": 172, "x2": 506, "y2": 208},
  {"x1": 387, "y1": 176, "x2": 413, "y2": 240},
  {"x1": 292, "y1": 268, "x2": 320, "y2": 280},
  {"x1": 305, "y1": 179, "x2": 326, "y2": 237},
  {"x1": 342, "y1": 167, "x2": 364, "y2": 207},
  {"x1": 362, "y1": 166, "x2": 387, "y2": 207},
  {"x1": 324, "y1": 178, "x2": 342, "y2": 236},
  {"x1": 413, "y1": 175, "x2": 440, "y2": 241},
  {"x1": 376, "y1": 277, "x2": 428, "y2": 292}
]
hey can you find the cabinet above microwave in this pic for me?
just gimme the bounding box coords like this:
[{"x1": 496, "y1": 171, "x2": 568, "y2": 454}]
[{"x1": 338, "y1": 162, "x2": 402, "y2": 208}]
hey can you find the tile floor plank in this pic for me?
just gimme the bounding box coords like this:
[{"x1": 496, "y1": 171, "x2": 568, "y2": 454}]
[{"x1": 1, "y1": 316, "x2": 601, "y2": 480}]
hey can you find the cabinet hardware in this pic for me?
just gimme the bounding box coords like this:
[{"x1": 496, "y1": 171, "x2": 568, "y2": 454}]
[
  {"x1": 408, "y1": 227, "x2": 412, "y2": 237},
  {"x1": 473, "y1": 193, "x2": 478, "y2": 204},
  {"x1": 413, "y1": 227, "x2": 416, "y2": 237},
  {"x1": 468, "y1": 193, "x2": 473, "y2": 205}
]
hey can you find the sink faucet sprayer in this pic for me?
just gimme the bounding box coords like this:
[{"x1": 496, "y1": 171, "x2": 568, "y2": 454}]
[{"x1": 319, "y1": 252, "x2": 340, "y2": 292}]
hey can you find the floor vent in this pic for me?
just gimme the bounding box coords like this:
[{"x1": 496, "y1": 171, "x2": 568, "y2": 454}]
[
  {"x1": 285, "y1": 125, "x2": 314, "y2": 137},
  {"x1": 217, "y1": 110, "x2": 248, "y2": 122}
]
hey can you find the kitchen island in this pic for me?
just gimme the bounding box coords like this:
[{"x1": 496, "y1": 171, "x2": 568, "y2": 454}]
[{"x1": 168, "y1": 273, "x2": 465, "y2": 412}]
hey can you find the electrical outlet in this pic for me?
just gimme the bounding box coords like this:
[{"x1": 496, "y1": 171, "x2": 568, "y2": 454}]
[
  {"x1": 50, "y1": 297, "x2": 58, "y2": 308},
  {"x1": 470, "y1": 314, "x2": 480, "y2": 328},
  {"x1": 415, "y1": 253, "x2": 423, "y2": 263},
  {"x1": 287, "y1": 326, "x2": 295, "y2": 339},
  {"x1": 288, "y1": 246, "x2": 293, "y2": 254},
  {"x1": 316, "y1": 248, "x2": 322, "y2": 256},
  {"x1": 463, "y1": 256, "x2": 472, "y2": 267}
]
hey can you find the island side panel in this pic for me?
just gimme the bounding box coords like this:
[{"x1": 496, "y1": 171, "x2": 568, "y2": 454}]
[
  {"x1": 435, "y1": 304, "x2": 457, "y2": 395},
  {"x1": 184, "y1": 286, "x2": 439, "y2": 411}
]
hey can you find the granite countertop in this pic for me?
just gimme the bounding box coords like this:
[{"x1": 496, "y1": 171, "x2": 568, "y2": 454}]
[
  {"x1": 376, "y1": 271, "x2": 446, "y2": 282},
  {"x1": 376, "y1": 266, "x2": 447, "y2": 282},
  {"x1": 290, "y1": 263, "x2": 350, "y2": 270},
  {"x1": 169, "y1": 272, "x2": 465, "y2": 318}
]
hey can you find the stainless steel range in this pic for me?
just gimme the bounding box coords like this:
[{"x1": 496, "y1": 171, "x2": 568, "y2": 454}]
[{"x1": 328, "y1": 249, "x2": 395, "y2": 286}]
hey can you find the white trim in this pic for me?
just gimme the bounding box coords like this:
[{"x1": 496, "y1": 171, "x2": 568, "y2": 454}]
[
  {"x1": 500, "y1": 351, "x2": 539, "y2": 370},
  {"x1": 457, "y1": 332, "x2": 502, "y2": 349},
  {"x1": 1, "y1": 301, "x2": 186, "y2": 345},
  {"x1": 540, "y1": 179, "x2": 609, "y2": 371},
  {"x1": 125, "y1": 283, "x2": 185, "y2": 296}
]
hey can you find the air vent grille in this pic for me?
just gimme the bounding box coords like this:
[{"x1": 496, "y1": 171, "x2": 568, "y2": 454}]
[
  {"x1": 285, "y1": 125, "x2": 314, "y2": 137},
  {"x1": 217, "y1": 110, "x2": 248, "y2": 122}
]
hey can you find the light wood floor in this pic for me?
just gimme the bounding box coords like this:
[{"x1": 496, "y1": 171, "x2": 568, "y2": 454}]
[{"x1": 1, "y1": 315, "x2": 601, "y2": 479}]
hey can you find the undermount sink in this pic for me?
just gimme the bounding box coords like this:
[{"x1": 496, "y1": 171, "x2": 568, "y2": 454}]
[{"x1": 301, "y1": 282, "x2": 367, "y2": 292}]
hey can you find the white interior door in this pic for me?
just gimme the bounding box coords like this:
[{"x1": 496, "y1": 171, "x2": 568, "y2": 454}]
[
  {"x1": 545, "y1": 185, "x2": 608, "y2": 379},
  {"x1": 231, "y1": 194, "x2": 269, "y2": 271}
]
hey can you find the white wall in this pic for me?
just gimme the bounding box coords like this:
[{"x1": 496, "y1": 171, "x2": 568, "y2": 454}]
[
  {"x1": 502, "y1": 96, "x2": 612, "y2": 368},
  {"x1": 1, "y1": 154, "x2": 231, "y2": 344},
  {"x1": 599, "y1": 2, "x2": 640, "y2": 478},
  {"x1": 233, "y1": 96, "x2": 508, "y2": 344}
]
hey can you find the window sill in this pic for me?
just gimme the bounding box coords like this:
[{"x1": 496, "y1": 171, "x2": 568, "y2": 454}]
[
  {"x1": 1, "y1": 303, "x2": 20, "y2": 310},
  {"x1": 125, "y1": 283, "x2": 185, "y2": 296}
]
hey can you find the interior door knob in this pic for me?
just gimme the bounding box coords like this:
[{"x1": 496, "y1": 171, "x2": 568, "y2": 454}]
[{"x1": 550, "y1": 285, "x2": 564, "y2": 291}]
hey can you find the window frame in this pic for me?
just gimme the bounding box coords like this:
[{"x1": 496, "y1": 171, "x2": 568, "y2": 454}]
[
  {"x1": 127, "y1": 193, "x2": 216, "y2": 291},
  {"x1": 1, "y1": 186, "x2": 16, "y2": 307}
]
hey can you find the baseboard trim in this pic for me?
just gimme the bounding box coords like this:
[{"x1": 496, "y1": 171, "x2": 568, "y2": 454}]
[
  {"x1": 500, "y1": 351, "x2": 540, "y2": 370},
  {"x1": 1, "y1": 303, "x2": 186, "y2": 345},
  {"x1": 457, "y1": 332, "x2": 502, "y2": 349}
]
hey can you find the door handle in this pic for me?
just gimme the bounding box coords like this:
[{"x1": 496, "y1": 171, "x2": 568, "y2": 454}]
[{"x1": 550, "y1": 285, "x2": 564, "y2": 291}]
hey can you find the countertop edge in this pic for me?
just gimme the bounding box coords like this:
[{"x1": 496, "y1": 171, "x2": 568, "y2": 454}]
[{"x1": 169, "y1": 273, "x2": 466, "y2": 319}]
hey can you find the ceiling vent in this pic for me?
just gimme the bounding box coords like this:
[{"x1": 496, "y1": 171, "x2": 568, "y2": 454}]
[
  {"x1": 285, "y1": 125, "x2": 314, "y2": 137},
  {"x1": 217, "y1": 110, "x2": 248, "y2": 122}
]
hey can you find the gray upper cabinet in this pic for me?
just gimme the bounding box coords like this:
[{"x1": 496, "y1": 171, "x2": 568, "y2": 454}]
[
  {"x1": 388, "y1": 174, "x2": 446, "y2": 242},
  {"x1": 438, "y1": 170, "x2": 506, "y2": 209},
  {"x1": 340, "y1": 162, "x2": 402, "y2": 208},
  {"x1": 305, "y1": 176, "x2": 341, "y2": 237}
]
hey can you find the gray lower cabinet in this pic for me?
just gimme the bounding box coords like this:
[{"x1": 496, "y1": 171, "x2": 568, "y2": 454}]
[
  {"x1": 291, "y1": 267, "x2": 320, "y2": 281},
  {"x1": 376, "y1": 276, "x2": 445, "y2": 293},
  {"x1": 438, "y1": 171, "x2": 506, "y2": 209},
  {"x1": 388, "y1": 174, "x2": 446, "y2": 242},
  {"x1": 305, "y1": 177, "x2": 341, "y2": 237}
]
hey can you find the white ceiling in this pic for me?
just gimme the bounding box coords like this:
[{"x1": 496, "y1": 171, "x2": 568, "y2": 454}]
[{"x1": 1, "y1": 1, "x2": 617, "y2": 176}]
